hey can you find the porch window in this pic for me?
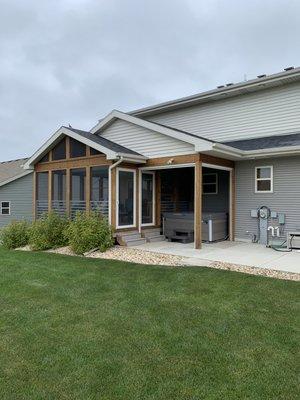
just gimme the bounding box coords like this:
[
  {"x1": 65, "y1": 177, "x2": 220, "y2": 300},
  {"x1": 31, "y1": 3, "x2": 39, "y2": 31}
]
[
  {"x1": 141, "y1": 172, "x2": 155, "y2": 225},
  {"x1": 1, "y1": 201, "x2": 10, "y2": 215},
  {"x1": 203, "y1": 173, "x2": 218, "y2": 194},
  {"x1": 52, "y1": 138, "x2": 66, "y2": 160},
  {"x1": 91, "y1": 167, "x2": 109, "y2": 217},
  {"x1": 255, "y1": 166, "x2": 273, "y2": 193},
  {"x1": 70, "y1": 138, "x2": 86, "y2": 158},
  {"x1": 52, "y1": 170, "x2": 66, "y2": 215},
  {"x1": 90, "y1": 147, "x2": 101, "y2": 155},
  {"x1": 36, "y1": 172, "x2": 49, "y2": 217},
  {"x1": 71, "y1": 168, "x2": 86, "y2": 217}
]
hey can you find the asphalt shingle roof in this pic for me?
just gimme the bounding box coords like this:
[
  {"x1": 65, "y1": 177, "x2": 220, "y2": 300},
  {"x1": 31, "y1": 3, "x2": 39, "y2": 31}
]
[
  {"x1": 222, "y1": 133, "x2": 300, "y2": 151},
  {"x1": 0, "y1": 158, "x2": 29, "y2": 185}
]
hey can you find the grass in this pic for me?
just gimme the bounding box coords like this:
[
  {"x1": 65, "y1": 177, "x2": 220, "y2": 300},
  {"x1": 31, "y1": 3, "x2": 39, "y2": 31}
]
[{"x1": 0, "y1": 247, "x2": 298, "y2": 399}]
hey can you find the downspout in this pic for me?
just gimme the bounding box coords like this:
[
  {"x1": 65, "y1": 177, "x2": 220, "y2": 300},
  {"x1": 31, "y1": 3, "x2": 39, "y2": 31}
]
[{"x1": 108, "y1": 156, "x2": 124, "y2": 225}]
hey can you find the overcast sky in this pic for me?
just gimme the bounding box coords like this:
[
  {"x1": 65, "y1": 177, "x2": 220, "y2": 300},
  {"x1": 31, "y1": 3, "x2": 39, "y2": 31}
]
[{"x1": 0, "y1": 0, "x2": 299, "y2": 161}]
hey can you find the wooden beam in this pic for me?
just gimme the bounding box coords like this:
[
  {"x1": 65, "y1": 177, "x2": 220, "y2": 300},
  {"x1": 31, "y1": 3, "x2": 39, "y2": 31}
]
[
  {"x1": 194, "y1": 160, "x2": 202, "y2": 249},
  {"x1": 200, "y1": 154, "x2": 234, "y2": 169},
  {"x1": 86, "y1": 166, "x2": 91, "y2": 214},
  {"x1": 144, "y1": 154, "x2": 198, "y2": 168},
  {"x1": 35, "y1": 155, "x2": 111, "y2": 172}
]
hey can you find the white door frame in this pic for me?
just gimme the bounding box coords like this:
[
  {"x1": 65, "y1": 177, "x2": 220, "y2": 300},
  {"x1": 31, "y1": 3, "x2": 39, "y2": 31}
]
[
  {"x1": 116, "y1": 167, "x2": 136, "y2": 229},
  {"x1": 139, "y1": 171, "x2": 156, "y2": 228}
]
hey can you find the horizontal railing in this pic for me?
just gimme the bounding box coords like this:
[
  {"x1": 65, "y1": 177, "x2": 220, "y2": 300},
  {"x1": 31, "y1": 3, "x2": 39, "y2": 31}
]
[
  {"x1": 161, "y1": 200, "x2": 191, "y2": 213},
  {"x1": 52, "y1": 201, "x2": 67, "y2": 217},
  {"x1": 90, "y1": 200, "x2": 109, "y2": 218},
  {"x1": 36, "y1": 201, "x2": 48, "y2": 218},
  {"x1": 71, "y1": 200, "x2": 86, "y2": 219}
]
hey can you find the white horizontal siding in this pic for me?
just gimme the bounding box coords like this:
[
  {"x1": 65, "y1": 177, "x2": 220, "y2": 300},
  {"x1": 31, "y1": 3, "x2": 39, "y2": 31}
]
[
  {"x1": 235, "y1": 156, "x2": 300, "y2": 240},
  {"x1": 101, "y1": 119, "x2": 195, "y2": 158},
  {"x1": 147, "y1": 82, "x2": 300, "y2": 142}
]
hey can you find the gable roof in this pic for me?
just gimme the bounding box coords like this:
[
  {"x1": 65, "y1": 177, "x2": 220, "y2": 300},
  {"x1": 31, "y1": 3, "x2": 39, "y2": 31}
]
[
  {"x1": 130, "y1": 67, "x2": 300, "y2": 117},
  {"x1": 24, "y1": 126, "x2": 147, "y2": 169},
  {"x1": 0, "y1": 158, "x2": 32, "y2": 188},
  {"x1": 90, "y1": 110, "x2": 214, "y2": 152},
  {"x1": 222, "y1": 132, "x2": 300, "y2": 151}
]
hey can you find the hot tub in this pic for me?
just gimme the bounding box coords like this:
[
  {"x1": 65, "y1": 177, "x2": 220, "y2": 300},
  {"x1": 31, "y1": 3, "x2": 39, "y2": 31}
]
[{"x1": 163, "y1": 212, "x2": 228, "y2": 243}]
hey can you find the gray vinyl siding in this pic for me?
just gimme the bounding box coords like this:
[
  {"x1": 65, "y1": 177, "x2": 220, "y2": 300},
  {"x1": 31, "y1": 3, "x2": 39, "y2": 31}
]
[
  {"x1": 146, "y1": 82, "x2": 300, "y2": 142},
  {"x1": 101, "y1": 119, "x2": 195, "y2": 158},
  {"x1": 235, "y1": 156, "x2": 300, "y2": 240},
  {"x1": 0, "y1": 173, "x2": 33, "y2": 228},
  {"x1": 202, "y1": 168, "x2": 229, "y2": 213}
]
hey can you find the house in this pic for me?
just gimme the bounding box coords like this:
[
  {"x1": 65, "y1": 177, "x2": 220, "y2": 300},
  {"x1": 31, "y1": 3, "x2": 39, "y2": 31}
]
[
  {"x1": 22, "y1": 66, "x2": 300, "y2": 248},
  {"x1": 0, "y1": 159, "x2": 33, "y2": 228}
]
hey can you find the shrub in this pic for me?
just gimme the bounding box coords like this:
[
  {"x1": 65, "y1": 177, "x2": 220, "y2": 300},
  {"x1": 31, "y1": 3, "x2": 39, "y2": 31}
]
[
  {"x1": 28, "y1": 212, "x2": 69, "y2": 251},
  {"x1": 0, "y1": 220, "x2": 30, "y2": 249},
  {"x1": 64, "y1": 212, "x2": 114, "y2": 255}
]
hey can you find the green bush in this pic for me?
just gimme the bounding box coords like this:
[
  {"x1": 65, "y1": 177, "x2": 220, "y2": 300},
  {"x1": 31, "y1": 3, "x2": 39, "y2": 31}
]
[
  {"x1": 28, "y1": 212, "x2": 69, "y2": 251},
  {"x1": 64, "y1": 212, "x2": 114, "y2": 255},
  {"x1": 0, "y1": 220, "x2": 30, "y2": 249}
]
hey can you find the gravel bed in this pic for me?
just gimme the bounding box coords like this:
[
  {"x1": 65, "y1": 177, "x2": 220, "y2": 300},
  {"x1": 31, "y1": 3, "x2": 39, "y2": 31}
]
[
  {"x1": 210, "y1": 261, "x2": 299, "y2": 281},
  {"x1": 88, "y1": 246, "x2": 184, "y2": 266},
  {"x1": 14, "y1": 245, "x2": 299, "y2": 281}
]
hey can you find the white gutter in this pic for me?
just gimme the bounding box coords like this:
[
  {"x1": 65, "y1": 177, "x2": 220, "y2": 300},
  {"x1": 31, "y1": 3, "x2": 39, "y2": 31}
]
[{"x1": 211, "y1": 142, "x2": 300, "y2": 160}]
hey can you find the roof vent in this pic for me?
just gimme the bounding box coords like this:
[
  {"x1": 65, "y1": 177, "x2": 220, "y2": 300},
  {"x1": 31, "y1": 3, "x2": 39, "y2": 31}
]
[
  {"x1": 257, "y1": 74, "x2": 266, "y2": 78},
  {"x1": 226, "y1": 83, "x2": 234, "y2": 87},
  {"x1": 284, "y1": 66, "x2": 294, "y2": 71},
  {"x1": 217, "y1": 85, "x2": 225, "y2": 89}
]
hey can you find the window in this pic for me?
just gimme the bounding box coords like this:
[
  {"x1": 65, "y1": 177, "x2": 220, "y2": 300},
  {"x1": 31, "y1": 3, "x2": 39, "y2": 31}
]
[
  {"x1": 1, "y1": 201, "x2": 10, "y2": 215},
  {"x1": 52, "y1": 138, "x2": 66, "y2": 160},
  {"x1": 70, "y1": 138, "x2": 86, "y2": 158},
  {"x1": 71, "y1": 168, "x2": 86, "y2": 216},
  {"x1": 90, "y1": 147, "x2": 101, "y2": 156},
  {"x1": 52, "y1": 170, "x2": 66, "y2": 202},
  {"x1": 203, "y1": 173, "x2": 218, "y2": 194},
  {"x1": 255, "y1": 166, "x2": 273, "y2": 193},
  {"x1": 39, "y1": 153, "x2": 49, "y2": 163}
]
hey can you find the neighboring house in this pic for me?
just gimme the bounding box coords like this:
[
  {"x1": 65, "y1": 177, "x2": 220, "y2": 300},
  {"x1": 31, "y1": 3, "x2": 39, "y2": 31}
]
[
  {"x1": 22, "y1": 66, "x2": 300, "y2": 248},
  {"x1": 0, "y1": 159, "x2": 33, "y2": 228}
]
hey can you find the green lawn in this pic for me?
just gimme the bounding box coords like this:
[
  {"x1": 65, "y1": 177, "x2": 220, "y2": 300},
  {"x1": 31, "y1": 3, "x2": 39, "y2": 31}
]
[{"x1": 0, "y1": 247, "x2": 298, "y2": 400}]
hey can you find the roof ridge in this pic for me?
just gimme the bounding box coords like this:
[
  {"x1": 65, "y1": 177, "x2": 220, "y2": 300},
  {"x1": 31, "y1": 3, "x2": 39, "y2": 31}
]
[{"x1": 0, "y1": 157, "x2": 28, "y2": 164}]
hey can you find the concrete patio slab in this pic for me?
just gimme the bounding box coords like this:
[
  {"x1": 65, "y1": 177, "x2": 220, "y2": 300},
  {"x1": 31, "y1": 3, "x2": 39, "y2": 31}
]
[{"x1": 132, "y1": 240, "x2": 300, "y2": 274}]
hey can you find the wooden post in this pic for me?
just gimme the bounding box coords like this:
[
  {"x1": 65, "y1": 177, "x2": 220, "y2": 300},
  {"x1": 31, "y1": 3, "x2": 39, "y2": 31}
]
[
  {"x1": 48, "y1": 170, "x2": 52, "y2": 212},
  {"x1": 66, "y1": 137, "x2": 70, "y2": 159},
  {"x1": 155, "y1": 172, "x2": 161, "y2": 227},
  {"x1": 229, "y1": 168, "x2": 236, "y2": 241},
  {"x1": 86, "y1": 166, "x2": 91, "y2": 214},
  {"x1": 66, "y1": 169, "x2": 71, "y2": 217},
  {"x1": 110, "y1": 168, "x2": 117, "y2": 229},
  {"x1": 136, "y1": 169, "x2": 140, "y2": 232},
  {"x1": 194, "y1": 159, "x2": 202, "y2": 249},
  {"x1": 33, "y1": 171, "x2": 37, "y2": 220}
]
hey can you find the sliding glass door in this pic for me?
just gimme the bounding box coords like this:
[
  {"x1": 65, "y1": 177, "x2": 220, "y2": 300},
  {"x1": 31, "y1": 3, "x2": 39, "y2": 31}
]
[
  {"x1": 117, "y1": 168, "x2": 136, "y2": 228},
  {"x1": 141, "y1": 172, "x2": 155, "y2": 226}
]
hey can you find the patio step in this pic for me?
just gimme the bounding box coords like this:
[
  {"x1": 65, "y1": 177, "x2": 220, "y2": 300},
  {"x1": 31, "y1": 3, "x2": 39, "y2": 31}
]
[
  {"x1": 146, "y1": 235, "x2": 166, "y2": 243},
  {"x1": 142, "y1": 228, "x2": 165, "y2": 243},
  {"x1": 116, "y1": 230, "x2": 146, "y2": 247}
]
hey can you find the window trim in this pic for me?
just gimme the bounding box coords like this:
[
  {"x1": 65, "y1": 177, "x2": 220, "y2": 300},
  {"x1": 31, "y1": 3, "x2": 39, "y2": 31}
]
[
  {"x1": 255, "y1": 165, "x2": 273, "y2": 194},
  {"x1": 1, "y1": 201, "x2": 11, "y2": 216},
  {"x1": 203, "y1": 173, "x2": 218, "y2": 195}
]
